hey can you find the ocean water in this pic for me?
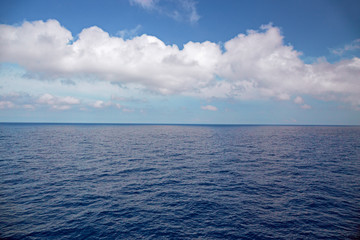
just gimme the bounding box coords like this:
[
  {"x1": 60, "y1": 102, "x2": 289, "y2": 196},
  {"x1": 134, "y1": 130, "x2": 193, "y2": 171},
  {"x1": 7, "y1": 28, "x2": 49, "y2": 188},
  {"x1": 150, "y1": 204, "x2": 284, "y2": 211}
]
[{"x1": 0, "y1": 123, "x2": 360, "y2": 240}]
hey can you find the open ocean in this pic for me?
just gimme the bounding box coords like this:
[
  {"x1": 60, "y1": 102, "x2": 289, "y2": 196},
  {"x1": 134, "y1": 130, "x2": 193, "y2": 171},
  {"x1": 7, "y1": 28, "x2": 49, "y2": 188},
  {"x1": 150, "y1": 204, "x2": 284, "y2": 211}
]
[{"x1": 0, "y1": 123, "x2": 360, "y2": 239}]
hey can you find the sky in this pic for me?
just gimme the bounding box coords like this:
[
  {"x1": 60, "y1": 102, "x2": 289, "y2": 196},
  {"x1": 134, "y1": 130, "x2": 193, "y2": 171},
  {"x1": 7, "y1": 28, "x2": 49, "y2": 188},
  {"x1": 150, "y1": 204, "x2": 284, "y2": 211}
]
[{"x1": 0, "y1": 0, "x2": 360, "y2": 124}]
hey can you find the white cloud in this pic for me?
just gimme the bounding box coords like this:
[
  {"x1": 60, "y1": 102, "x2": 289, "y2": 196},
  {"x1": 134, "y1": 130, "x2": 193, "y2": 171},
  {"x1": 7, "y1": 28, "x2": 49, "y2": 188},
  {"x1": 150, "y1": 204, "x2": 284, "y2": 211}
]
[
  {"x1": 129, "y1": 0, "x2": 200, "y2": 23},
  {"x1": 52, "y1": 105, "x2": 71, "y2": 110},
  {"x1": 61, "y1": 96, "x2": 80, "y2": 105},
  {"x1": 179, "y1": 0, "x2": 200, "y2": 23},
  {"x1": 122, "y1": 108, "x2": 134, "y2": 112},
  {"x1": 0, "y1": 101, "x2": 14, "y2": 109},
  {"x1": 294, "y1": 96, "x2": 304, "y2": 104},
  {"x1": 37, "y1": 93, "x2": 55, "y2": 104},
  {"x1": 130, "y1": 0, "x2": 157, "y2": 9},
  {"x1": 23, "y1": 104, "x2": 35, "y2": 110},
  {"x1": 294, "y1": 96, "x2": 311, "y2": 109},
  {"x1": 201, "y1": 105, "x2": 218, "y2": 111},
  {"x1": 332, "y1": 39, "x2": 360, "y2": 55},
  {"x1": 0, "y1": 20, "x2": 220, "y2": 94},
  {"x1": 277, "y1": 93, "x2": 290, "y2": 101},
  {"x1": 0, "y1": 20, "x2": 72, "y2": 73},
  {"x1": 90, "y1": 100, "x2": 129, "y2": 110},
  {"x1": 1, "y1": 20, "x2": 360, "y2": 109},
  {"x1": 37, "y1": 93, "x2": 79, "y2": 105},
  {"x1": 0, "y1": 92, "x2": 81, "y2": 111},
  {"x1": 117, "y1": 25, "x2": 142, "y2": 39},
  {"x1": 301, "y1": 104, "x2": 311, "y2": 110},
  {"x1": 0, "y1": 93, "x2": 32, "y2": 109},
  {"x1": 0, "y1": 91, "x2": 138, "y2": 112},
  {"x1": 91, "y1": 100, "x2": 112, "y2": 109},
  {"x1": 37, "y1": 93, "x2": 80, "y2": 110}
]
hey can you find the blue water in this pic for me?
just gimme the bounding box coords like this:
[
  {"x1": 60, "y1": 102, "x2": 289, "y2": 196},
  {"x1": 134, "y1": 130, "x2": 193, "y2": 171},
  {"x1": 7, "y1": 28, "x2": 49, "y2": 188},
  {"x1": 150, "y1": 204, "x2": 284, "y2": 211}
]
[{"x1": 0, "y1": 124, "x2": 360, "y2": 239}]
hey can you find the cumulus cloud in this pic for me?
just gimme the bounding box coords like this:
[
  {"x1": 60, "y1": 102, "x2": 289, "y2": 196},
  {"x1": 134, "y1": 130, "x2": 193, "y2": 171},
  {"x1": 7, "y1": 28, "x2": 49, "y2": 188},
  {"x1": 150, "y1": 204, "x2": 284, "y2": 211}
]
[
  {"x1": 89, "y1": 100, "x2": 134, "y2": 111},
  {"x1": 37, "y1": 93, "x2": 80, "y2": 110},
  {"x1": 90, "y1": 100, "x2": 112, "y2": 109},
  {"x1": 0, "y1": 92, "x2": 80, "y2": 110},
  {"x1": 294, "y1": 96, "x2": 304, "y2": 104},
  {"x1": 201, "y1": 105, "x2": 218, "y2": 111},
  {"x1": 0, "y1": 91, "x2": 140, "y2": 112},
  {"x1": 0, "y1": 19, "x2": 360, "y2": 109},
  {"x1": 293, "y1": 96, "x2": 311, "y2": 109},
  {"x1": 0, "y1": 19, "x2": 220, "y2": 94},
  {"x1": 0, "y1": 93, "x2": 34, "y2": 110},
  {"x1": 38, "y1": 93, "x2": 80, "y2": 105}
]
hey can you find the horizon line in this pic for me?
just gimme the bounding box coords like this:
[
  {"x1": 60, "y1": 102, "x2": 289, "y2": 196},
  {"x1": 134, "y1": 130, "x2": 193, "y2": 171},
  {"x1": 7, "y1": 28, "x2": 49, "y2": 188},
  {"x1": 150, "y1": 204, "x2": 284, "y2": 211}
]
[{"x1": 0, "y1": 121, "x2": 359, "y2": 127}]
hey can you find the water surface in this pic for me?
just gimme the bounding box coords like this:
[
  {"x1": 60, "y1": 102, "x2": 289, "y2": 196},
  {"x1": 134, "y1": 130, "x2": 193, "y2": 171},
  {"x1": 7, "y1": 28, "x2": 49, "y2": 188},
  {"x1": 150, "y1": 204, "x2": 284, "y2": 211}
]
[{"x1": 0, "y1": 124, "x2": 359, "y2": 239}]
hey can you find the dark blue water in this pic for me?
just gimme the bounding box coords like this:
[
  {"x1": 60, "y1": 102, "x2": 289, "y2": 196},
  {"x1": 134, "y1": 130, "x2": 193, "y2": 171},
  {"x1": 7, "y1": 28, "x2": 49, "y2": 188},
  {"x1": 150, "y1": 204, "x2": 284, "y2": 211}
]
[{"x1": 1, "y1": 123, "x2": 360, "y2": 239}]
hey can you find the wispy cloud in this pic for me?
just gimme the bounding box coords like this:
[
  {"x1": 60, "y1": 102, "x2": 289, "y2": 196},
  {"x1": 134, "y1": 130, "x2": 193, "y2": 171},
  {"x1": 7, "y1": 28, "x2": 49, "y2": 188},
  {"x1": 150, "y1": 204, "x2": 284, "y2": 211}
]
[
  {"x1": 130, "y1": 0, "x2": 158, "y2": 9},
  {"x1": 300, "y1": 104, "x2": 311, "y2": 109},
  {"x1": 0, "y1": 101, "x2": 14, "y2": 109},
  {"x1": 201, "y1": 105, "x2": 218, "y2": 111},
  {"x1": 117, "y1": 24, "x2": 142, "y2": 39},
  {"x1": 0, "y1": 20, "x2": 360, "y2": 109},
  {"x1": 332, "y1": 39, "x2": 360, "y2": 55},
  {"x1": 129, "y1": 0, "x2": 200, "y2": 23}
]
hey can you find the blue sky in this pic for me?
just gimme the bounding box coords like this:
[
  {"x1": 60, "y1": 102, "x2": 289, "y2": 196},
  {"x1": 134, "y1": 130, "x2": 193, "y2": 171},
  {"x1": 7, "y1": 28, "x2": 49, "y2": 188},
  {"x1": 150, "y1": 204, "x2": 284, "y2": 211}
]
[{"x1": 0, "y1": 0, "x2": 359, "y2": 124}]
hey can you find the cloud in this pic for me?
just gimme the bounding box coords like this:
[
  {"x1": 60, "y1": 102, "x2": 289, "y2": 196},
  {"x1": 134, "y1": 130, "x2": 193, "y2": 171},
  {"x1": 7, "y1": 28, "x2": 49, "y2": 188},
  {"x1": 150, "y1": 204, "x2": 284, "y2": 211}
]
[
  {"x1": 37, "y1": 93, "x2": 80, "y2": 110},
  {"x1": 117, "y1": 25, "x2": 142, "y2": 39},
  {"x1": 332, "y1": 39, "x2": 360, "y2": 55},
  {"x1": 0, "y1": 92, "x2": 80, "y2": 110},
  {"x1": 301, "y1": 104, "x2": 311, "y2": 109},
  {"x1": 0, "y1": 93, "x2": 35, "y2": 110},
  {"x1": 129, "y1": 0, "x2": 200, "y2": 23},
  {"x1": 0, "y1": 101, "x2": 14, "y2": 109},
  {"x1": 23, "y1": 104, "x2": 35, "y2": 110},
  {"x1": 0, "y1": 19, "x2": 220, "y2": 95},
  {"x1": 294, "y1": 96, "x2": 311, "y2": 109},
  {"x1": 90, "y1": 100, "x2": 112, "y2": 109},
  {"x1": 122, "y1": 108, "x2": 134, "y2": 112},
  {"x1": 201, "y1": 105, "x2": 218, "y2": 111},
  {"x1": 0, "y1": 19, "x2": 360, "y2": 109},
  {"x1": 89, "y1": 100, "x2": 135, "y2": 111},
  {"x1": 111, "y1": 95, "x2": 147, "y2": 103},
  {"x1": 0, "y1": 91, "x2": 136, "y2": 112},
  {"x1": 294, "y1": 96, "x2": 304, "y2": 104},
  {"x1": 130, "y1": 0, "x2": 157, "y2": 9},
  {"x1": 38, "y1": 93, "x2": 80, "y2": 105},
  {"x1": 178, "y1": 0, "x2": 200, "y2": 23}
]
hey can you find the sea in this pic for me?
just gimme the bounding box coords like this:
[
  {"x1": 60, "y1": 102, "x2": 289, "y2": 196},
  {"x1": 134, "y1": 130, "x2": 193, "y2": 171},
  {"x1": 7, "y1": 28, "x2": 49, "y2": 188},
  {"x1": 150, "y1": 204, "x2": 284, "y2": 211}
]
[{"x1": 0, "y1": 123, "x2": 359, "y2": 239}]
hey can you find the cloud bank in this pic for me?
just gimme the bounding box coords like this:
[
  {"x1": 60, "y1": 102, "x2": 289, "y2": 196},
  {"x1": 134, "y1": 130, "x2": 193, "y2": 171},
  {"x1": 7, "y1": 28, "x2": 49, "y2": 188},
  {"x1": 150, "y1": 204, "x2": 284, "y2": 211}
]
[
  {"x1": 0, "y1": 19, "x2": 360, "y2": 108},
  {"x1": 0, "y1": 92, "x2": 137, "y2": 112}
]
